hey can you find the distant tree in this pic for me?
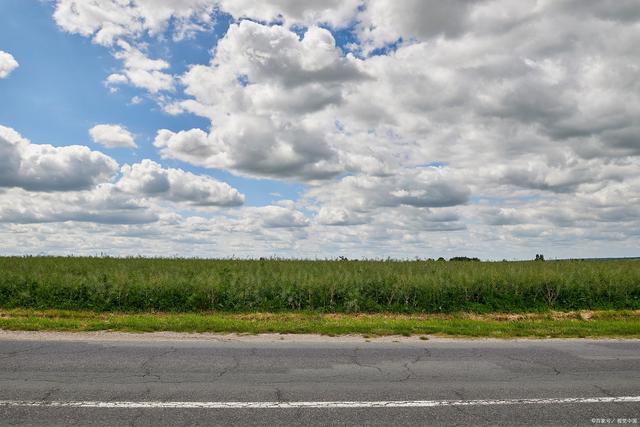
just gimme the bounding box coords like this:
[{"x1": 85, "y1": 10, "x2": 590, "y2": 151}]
[
  {"x1": 449, "y1": 256, "x2": 481, "y2": 262},
  {"x1": 437, "y1": 257, "x2": 446, "y2": 261},
  {"x1": 535, "y1": 254, "x2": 545, "y2": 261}
]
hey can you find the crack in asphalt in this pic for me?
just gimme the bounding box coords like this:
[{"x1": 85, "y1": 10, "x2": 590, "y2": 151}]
[
  {"x1": 216, "y1": 354, "x2": 241, "y2": 379},
  {"x1": 504, "y1": 354, "x2": 563, "y2": 376},
  {"x1": 349, "y1": 346, "x2": 433, "y2": 382},
  {"x1": 138, "y1": 347, "x2": 177, "y2": 382},
  {"x1": 393, "y1": 346, "x2": 432, "y2": 383},
  {"x1": 351, "y1": 348, "x2": 384, "y2": 376},
  {"x1": 395, "y1": 355, "x2": 421, "y2": 383}
]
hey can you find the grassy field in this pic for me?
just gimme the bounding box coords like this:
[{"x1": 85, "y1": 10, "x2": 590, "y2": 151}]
[
  {"x1": 0, "y1": 257, "x2": 638, "y2": 314},
  {"x1": 0, "y1": 309, "x2": 638, "y2": 338}
]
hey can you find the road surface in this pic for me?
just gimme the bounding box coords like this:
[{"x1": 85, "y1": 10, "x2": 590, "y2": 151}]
[{"x1": 0, "y1": 331, "x2": 638, "y2": 426}]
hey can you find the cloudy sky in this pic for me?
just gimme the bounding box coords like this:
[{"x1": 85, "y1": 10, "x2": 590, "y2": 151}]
[{"x1": 0, "y1": 0, "x2": 639, "y2": 259}]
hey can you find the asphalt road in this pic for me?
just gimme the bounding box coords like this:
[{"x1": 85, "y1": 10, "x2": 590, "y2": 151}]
[{"x1": 0, "y1": 332, "x2": 639, "y2": 426}]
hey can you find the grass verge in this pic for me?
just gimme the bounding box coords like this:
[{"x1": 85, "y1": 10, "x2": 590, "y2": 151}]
[{"x1": 0, "y1": 309, "x2": 639, "y2": 338}]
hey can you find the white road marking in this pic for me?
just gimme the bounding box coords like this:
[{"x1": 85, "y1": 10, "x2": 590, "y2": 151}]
[{"x1": 0, "y1": 396, "x2": 638, "y2": 409}]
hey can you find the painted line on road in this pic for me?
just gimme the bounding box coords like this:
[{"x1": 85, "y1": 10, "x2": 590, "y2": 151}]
[{"x1": 0, "y1": 396, "x2": 638, "y2": 409}]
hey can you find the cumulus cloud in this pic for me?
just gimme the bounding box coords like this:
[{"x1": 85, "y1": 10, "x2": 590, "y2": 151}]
[
  {"x1": 154, "y1": 123, "x2": 342, "y2": 182},
  {"x1": 219, "y1": 0, "x2": 360, "y2": 28},
  {"x1": 117, "y1": 160, "x2": 245, "y2": 206},
  {"x1": 356, "y1": 0, "x2": 482, "y2": 52},
  {"x1": 89, "y1": 124, "x2": 137, "y2": 149},
  {"x1": 255, "y1": 205, "x2": 310, "y2": 228},
  {"x1": 16, "y1": 0, "x2": 640, "y2": 258},
  {"x1": 308, "y1": 168, "x2": 470, "y2": 215},
  {"x1": 316, "y1": 207, "x2": 367, "y2": 226},
  {"x1": 0, "y1": 125, "x2": 118, "y2": 192},
  {"x1": 161, "y1": 21, "x2": 368, "y2": 181},
  {"x1": 133, "y1": 2, "x2": 640, "y2": 255},
  {"x1": 0, "y1": 126, "x2": 245, "y2": 228},
  {"x1": 52, "y1": 0, "x2": 212, "y2": 95},
  {"x1": 52, "y1": 0, "x2": 215, "y2": 45},
  {"x1": 0, "y1": 185, "x2": 158, "y2": 225},
  {"x1": 180, "y1": 21, "x2": 365, "y2": 105},
  {"x1": 0, "y1": 51, "x2": 19, "y2": 78},
  {"x1": 105, "y1": 73, "x2": 128, "y2": 84},
  {"x1": 113, "y1": 40, "x2": 174, "y2": 93}
]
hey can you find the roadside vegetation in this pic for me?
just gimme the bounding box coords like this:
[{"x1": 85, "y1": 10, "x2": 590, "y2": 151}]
[
  {"x1": 0, "y1": 309, "x2": 638, "y2": 338},
  {"x1": 0, "y1": 257, "x2": 638, "y2": 313}
]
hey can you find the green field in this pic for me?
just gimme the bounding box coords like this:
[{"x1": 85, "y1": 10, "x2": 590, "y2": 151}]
[{"x1": 1, "y1": 257, "x2": 639, "y2": 313}]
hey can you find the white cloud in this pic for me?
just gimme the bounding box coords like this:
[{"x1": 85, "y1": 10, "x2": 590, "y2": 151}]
[
  {"x1": 160, "y1": 21, "x2": 367, "y2": 181},
  {"x1": 0, "y1": 125, "x2": 118, "y2": 192},
  {"x1": 17, "y1": 0, "x2": 640, "y2": 258},
  {"x1": 89, "y1": 124, "x2": 137, "y2": 149},
  {"x1": 0, "y1": 126, "x2": 245, "y2": 228},
  {"x1": 117, "y1": 159, "x2": 245, "y2": 206},
  {"x1": 356, "y1": 0, "x2": 482, "y2": 52},
  {"x1": 105, "y1": 73, "x2": 128, "y2": 86},
  {"x1": 307, "y1": 168, "x2": 470, "y2": 215},
  {"x1": 0, "y1": 50, "x2": 19, "y2": 78},
  {"x1": 0, "y1": 185, "x2": 158, "y2": 225},
  {"x1": 52, "y1": 0, "x2": 212, "y2": 95},
  {"x1": 146, "y1": 3, "x2": 640, "y2": 256},
  {"x1": 316, "y1": 207, "x2": 367, "y2": 226},
  {"x1": 254, "y1": 205, "x2": 310, "y2": 229},
  {"x1": 52, "y1": 0, "x2": 215, "y2": 46},
  {"x1": 113, "y1": 40, "x2": 175, "y2": 93},
  {"x1": 218, "y1": 0, "x2": 361, "y2": 28}
]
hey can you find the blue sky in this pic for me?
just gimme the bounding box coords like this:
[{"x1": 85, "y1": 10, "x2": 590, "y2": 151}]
[{"x1": 0, "y1": 1, "x2": 639, "y2": 259}]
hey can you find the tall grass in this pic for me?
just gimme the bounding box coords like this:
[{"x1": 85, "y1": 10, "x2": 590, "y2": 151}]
[{"x1": 0, "y1": 257, "x2": 638, "y2": 313}]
